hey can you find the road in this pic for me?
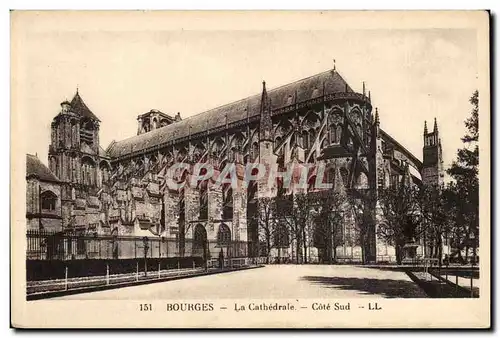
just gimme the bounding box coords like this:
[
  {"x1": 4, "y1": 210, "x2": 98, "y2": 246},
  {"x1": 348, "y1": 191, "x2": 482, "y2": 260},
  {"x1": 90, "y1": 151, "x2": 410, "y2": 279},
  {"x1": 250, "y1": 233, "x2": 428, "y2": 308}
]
[{"x1": 57, "y1": 265, "x2": 427, "y2": 300}]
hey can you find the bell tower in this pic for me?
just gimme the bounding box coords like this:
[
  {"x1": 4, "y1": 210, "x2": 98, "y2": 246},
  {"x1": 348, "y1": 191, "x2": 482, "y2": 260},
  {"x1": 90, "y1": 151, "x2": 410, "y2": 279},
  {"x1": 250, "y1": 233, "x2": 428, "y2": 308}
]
[
  {"x1": 48, "y1": 91, "x2": 107, "y2": 230},
  {"x1": 48, "y1": 99, "x2": 80, "y2": 183},
  {"x1": 422, "y1": 118, "x2": 444, "y2": 186}
]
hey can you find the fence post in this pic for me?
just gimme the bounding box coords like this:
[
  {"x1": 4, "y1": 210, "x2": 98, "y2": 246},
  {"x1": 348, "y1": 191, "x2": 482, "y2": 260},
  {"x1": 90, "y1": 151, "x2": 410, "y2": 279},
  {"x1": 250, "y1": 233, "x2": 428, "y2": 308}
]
[
  {"x1": 455, "y1": 274, "x2": 459, "y2": 295},
  {"x1": 177, "y1": 261, "x2": 180, "y2": 271},
  {"x1": 193, "y1": 260, "x2": 195, "y2": 270},
  {"x1": 136, "y1": 261, "x2": 139, "y2": 281},
  {"x1": 158, "y1": 261, "x2": 161, "y2": 279},
  {"x1": 106, "y1": 263, "x2": 110, "y2": 285},
  {"x1": 65, "y1": 266, "x2": 68, "y2": 291}
]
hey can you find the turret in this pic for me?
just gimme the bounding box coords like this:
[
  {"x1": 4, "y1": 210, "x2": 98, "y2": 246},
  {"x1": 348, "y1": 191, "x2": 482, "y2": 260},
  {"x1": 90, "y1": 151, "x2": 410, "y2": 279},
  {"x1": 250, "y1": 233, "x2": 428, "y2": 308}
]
[{"x1": 137, "y1": 109, "x2": 177, "y2": 135}]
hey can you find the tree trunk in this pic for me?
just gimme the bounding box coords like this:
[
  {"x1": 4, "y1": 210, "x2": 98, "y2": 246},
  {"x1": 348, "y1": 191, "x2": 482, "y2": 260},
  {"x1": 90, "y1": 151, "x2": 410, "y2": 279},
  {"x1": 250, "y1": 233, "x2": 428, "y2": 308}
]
[
  {"x1": 302, "y1": 229, "x2": 308, "y2": 264},
  {"x1": 360, "y1": 234, "x2": 366, "y2": 265},
  {"x1": 437, "y1": 235, "x2": 443, "y2": 267},
  {"x1": 296, "y1": 236, "x2": 301, "y2": 264},
  {"x1": 266, "y1": 237, "x2": 271, "y2": 264},
  {"x1": 395, "y1": 243, "x2": 403, "y2": 265},
  {"x1": 327, "y1": 222, "x2": 333, "y2": 264}
]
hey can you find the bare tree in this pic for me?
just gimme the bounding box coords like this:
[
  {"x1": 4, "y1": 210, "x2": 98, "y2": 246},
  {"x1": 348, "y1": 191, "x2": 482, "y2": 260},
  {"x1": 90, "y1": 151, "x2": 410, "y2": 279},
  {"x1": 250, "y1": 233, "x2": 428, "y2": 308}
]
[
  {"x1": 377, "y1": 184, "x2": 422, "y2": 265},
  {"x1": 256, "y1": 197, "x2": 276, "y2": 264},
  {"x1": 348, "y1": 193, "x2": 375, "y2": 265},
  {"x1": 309, "y1": 190, "x2": 346, "y2": 264},
  {"x1": 275, "y1": 193, "x2": 312, "y2": 264},
  {"x1": 417, "y1": 184, "x2": 453, "y2": 266}
]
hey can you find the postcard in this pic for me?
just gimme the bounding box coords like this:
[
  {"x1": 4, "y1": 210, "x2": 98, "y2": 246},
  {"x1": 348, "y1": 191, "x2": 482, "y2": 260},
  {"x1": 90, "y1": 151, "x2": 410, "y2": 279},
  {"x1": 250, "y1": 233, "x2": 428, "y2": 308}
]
[{"x1": 11, "y1": 10, "x2": 490, "y2": 328}]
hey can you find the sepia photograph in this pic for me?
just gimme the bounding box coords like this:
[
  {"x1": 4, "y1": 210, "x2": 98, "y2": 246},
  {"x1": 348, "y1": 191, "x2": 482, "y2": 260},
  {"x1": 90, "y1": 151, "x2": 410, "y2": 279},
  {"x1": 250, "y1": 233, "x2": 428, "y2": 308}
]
[{"x1": 10, "y1": 10, "x2": 490, "y2": 328}]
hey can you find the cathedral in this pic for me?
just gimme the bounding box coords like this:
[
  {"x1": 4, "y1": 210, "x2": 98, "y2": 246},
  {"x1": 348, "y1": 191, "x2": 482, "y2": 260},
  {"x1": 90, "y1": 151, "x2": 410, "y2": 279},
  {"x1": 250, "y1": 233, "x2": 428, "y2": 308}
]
[{"x1": 26, "y1": 67, "x2": 444, "y2": 263}]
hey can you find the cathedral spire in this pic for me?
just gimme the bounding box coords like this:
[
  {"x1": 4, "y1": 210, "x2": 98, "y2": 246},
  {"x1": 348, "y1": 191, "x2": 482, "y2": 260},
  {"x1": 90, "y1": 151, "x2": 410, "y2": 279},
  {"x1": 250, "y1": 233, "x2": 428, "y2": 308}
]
[
  {"x1": 424, "y1": 120, "x2": 428, "y2": 134},
  {"x1": 375, "y1": 108, "x2": 380, "y2": 126},
  {"x1": 362, "y1": 81, "x2": 366, "y2": 96},
  {"x1": 259, "y1": 80, "x2": 272, "y2": 141},
  {"x1": 433, "y1": 117, "x2": 438, "y2": 132},
  {"x1": 260, "y1": 80, "x2": 269, "y2": 115}
]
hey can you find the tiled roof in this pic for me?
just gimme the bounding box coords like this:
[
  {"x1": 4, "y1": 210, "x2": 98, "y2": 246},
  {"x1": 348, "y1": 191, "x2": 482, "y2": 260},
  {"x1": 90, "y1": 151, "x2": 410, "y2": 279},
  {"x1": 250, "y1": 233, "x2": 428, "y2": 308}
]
[
  {"x1": 108, "y1": 70, "x2": 353, "y2": 158},
  {"x1": 26, "y1": 154, "x2": 60, "y2": 182},
  {"x1": 71, "y1": 92, "x2": 100, "y2": 121}
]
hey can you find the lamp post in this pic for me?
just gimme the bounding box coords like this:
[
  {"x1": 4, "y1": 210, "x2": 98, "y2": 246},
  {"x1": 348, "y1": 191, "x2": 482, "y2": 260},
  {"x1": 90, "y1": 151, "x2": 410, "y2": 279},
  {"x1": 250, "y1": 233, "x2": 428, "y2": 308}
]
[{"x1": 143, "y1": 236, "x2": 149, "y2": 276}]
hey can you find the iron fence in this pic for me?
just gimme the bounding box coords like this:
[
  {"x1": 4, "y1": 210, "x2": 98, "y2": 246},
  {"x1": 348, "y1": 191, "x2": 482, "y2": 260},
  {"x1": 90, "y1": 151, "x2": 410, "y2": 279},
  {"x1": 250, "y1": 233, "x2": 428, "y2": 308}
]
[{"x1": 26, "y1": 229, "x2": 248, "y2": 261}]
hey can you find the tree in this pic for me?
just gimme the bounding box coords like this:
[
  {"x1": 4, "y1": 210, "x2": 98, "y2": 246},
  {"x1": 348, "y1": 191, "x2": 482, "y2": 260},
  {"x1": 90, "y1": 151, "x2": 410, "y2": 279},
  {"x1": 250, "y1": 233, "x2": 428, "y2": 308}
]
[
  {"x1": 418, "y1": 184, "x2": 454, "y2": 266},
  {"x1": 256, "y1": 197, "x2": 277, "y2": 264},
  {"x1": 377, "y1": 184, "x2": 422, "y2": 265},
  {"x1": 447, "y1": 90, "x2": 479, "y2": 263},
  {"x1": 275, "y1": 192, "x2": 312, "y2": 264},
  {"x1": 309, "y1": 190, "x2": 346, "y2": 264},
  {"x1": 348, "y1": 192, "x2": 375, "y2": 265}
]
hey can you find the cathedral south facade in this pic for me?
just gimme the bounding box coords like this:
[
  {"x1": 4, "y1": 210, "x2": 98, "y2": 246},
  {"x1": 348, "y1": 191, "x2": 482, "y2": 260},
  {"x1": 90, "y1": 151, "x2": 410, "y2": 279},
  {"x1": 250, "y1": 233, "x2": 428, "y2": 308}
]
[{"x1": 26, "y1": 67, "x2": 444, "y2": 263}]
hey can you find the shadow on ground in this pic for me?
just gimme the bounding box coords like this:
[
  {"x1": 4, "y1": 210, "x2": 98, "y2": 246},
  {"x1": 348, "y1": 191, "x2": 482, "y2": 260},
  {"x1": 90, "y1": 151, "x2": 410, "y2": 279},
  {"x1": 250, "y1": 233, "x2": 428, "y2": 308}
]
[{"x1": 300, "y1": 275, "x2": 427, "y2": 298}]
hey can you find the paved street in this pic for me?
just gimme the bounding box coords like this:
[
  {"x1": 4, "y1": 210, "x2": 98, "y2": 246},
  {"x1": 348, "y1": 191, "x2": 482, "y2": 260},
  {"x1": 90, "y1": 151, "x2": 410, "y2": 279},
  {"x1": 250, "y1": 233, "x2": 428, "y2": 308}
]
[{"x1": 57, "y1": 265, "x2": 427, "y2": 300}]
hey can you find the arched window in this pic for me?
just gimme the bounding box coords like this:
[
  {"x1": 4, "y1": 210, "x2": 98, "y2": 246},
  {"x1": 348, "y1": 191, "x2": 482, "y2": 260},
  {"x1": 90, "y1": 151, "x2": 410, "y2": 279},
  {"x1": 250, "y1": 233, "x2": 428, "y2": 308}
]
[
  {"x1": 41, "y1": 190, "x2": 57, "y2": 211},
  {"x1": 199, "y1": 180, "x2": 208, "y2": 220},
  {"x1": 81, "y1": 157, "x2": 95, "y2": 186},
  {"x1": 356, "y1": 172, "x2": 369, "y2": 189},
  {"x1": 302, "y1": 130, "x2": 309, "y2": 149},
  {"x1": 222, "y1": 187, "x2": 233, "y2": 220},
  {"x1": 193, "y1": 224, "x2": 207, "y2": 256},
  {"x1": 336, "y1": 125, "x2": 342, "y2": 143},
  {"x1": 217, "y1": 224, "x2": 231, "y2": 246},
  {"x1": 330, "y1": 125, "x2": 336, "y2": 144}
]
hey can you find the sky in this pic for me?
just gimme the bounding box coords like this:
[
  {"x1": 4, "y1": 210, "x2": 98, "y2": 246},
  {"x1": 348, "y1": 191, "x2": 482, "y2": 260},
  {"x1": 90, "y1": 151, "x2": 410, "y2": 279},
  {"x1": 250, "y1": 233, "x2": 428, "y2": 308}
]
[{"x1": 13, "y1": 13, "x2": 479, "y2": 179}]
